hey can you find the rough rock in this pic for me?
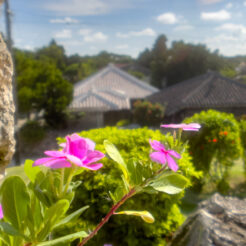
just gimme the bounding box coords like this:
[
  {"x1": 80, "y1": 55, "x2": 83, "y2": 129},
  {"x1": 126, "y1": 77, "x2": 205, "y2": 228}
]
[
  {"x1": 0, "y1": 34, "x2": 15, "y2": 175},
  {"x1": 169, "y1": 193, "x2": 246, "y2": 246}
]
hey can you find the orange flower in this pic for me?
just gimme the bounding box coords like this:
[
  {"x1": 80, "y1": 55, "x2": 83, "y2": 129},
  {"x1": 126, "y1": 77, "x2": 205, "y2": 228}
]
[
  {"x1": 212, "y1": 139, "x2": 217, "y2": 143},
  {"x1": 224, "y1": 131, "x2": 228, "y2": 136}
]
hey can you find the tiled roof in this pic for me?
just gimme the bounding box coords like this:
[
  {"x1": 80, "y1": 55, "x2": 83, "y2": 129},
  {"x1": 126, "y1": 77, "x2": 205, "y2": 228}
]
[
  {"x1": 70, "y1": 64, "x2": 158, "y2": 112},
  {"x1": 146, "y1": 72, "x2": 246, "y2": 116}
]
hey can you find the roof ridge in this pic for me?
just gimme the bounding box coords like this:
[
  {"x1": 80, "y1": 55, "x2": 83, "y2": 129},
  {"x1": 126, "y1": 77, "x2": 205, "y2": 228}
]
[{"x1": 182, "y1": 72, "x2": 215, "y2": 103}]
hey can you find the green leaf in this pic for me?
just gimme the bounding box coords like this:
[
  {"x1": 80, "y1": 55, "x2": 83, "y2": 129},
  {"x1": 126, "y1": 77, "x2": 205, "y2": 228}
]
[
  {"x1": 37, "y1": 199, "x2": 69, "y2": 241},
  {"x1": 24, "y1": 159, "x2": 41, "y2": 183},
  {"x1": 115, "y1": 210, "x2": 155, "y2": 223},
  {"x1": 126, "y1": 159, "x2": 143, "y2": 186},
  {"x1": 36, "y1": 231, "x2": 88, "y2": 246},
  {"x1": 104, "y1": 140, "x2": 129, "y2": 181},
  {"x1": 150, "y1": 172, "x2": 188, "y2": 194},
  {"x1": 54, "y1": 205, "x2": 89, "y2": 229},
  {"x1": 0, "y1": 176, "x2": 30, "y2": 231},
  {"x1": 0, "y1": 221, "x2": 24, "y2": 237}
]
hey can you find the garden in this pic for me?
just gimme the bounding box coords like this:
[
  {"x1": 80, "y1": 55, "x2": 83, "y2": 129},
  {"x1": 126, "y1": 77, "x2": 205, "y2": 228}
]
[{"x1": 0, "y1": 109, "x2": 246, "y2": 246}]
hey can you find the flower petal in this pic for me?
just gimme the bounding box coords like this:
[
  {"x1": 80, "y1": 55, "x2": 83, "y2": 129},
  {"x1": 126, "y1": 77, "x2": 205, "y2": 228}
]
[
  {"x1": 83, "y1": 151, "x2": 105, "y2": 165},
  {"x1": 150, "y1": 151, "x2": 166, "y2": 165},
  {"x1": 166, "y1": 154, "x2": 179, "y2": 172},
  {"x1": 84, "y1": 138, "x2": 96, "y2": 151},
  {"x1": 84, "y1": 163, "x2": 103, "y2": 170},
  {"x1": 44, "y1": 151, "x2": 65, "y2": 158},
  {"x1": 33, "y1": 157, "x2": 71, "y2": 168},
  {"x1": 0, "y1": 204, "x2": 3, "y2": 219},
  {"x1": 33, "y1": 157, "x2": 55, "y2": 166},
  {"x1": 167, "y1": 150, "x2": 181, "y2": 159},
  {"x1": 161, "y1": 124, "x2": 183, "y2": 129},
  {"x1": 65, "y1": 154, "x2": 83, "y2": 166},
  {"x1": 149, "y1": 140, "x2": 165, "y2": 151},
  {"x1": 45, "y1": 159, "x2": 71, "y2": 169}
]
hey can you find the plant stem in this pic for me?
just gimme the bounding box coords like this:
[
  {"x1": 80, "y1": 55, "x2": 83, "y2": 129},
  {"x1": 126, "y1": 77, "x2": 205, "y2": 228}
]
[
  {"x1": 63, "y1": 167, "x2": 75, "y2": 196},
  {"x1": 59, "y1": 168, "x2": 64, "y2": 195},
  {"x1": 77, "y1": 188, "x2": 136, "y2": 246}
]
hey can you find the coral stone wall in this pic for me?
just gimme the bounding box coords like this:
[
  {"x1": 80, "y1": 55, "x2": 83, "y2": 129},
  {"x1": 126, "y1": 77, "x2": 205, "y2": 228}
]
[{"x1": 0, "y1": 34, "x2": 15, "y2": 174}]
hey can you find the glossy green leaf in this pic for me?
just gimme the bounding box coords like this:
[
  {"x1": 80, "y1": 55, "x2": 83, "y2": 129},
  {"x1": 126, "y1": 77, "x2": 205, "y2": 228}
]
[
  {"x1": 115, "y1": 210, "x2": 155, "y2": 223},
  {"x1": 37, "y1": 199, "x2": 69, "y2": 241},
  {"x1": 104, "y1": 140, "x2": 128, "y2": 181},
  {"x1": 0, "y1": 221, "x2": 24, "y2": 237},
  {"x1": 150, "y1": 172, "x2": 188, "y2": 194},
  {"x1": 36, "y1": 231, "x2": 88, "y2": 246},
  {"x1": 0, "y1": 176, "x2": 30, "y2": 230},
  {"x1": 54, "y1": 205, "x2": 89, "y2": 229},
  {"x1": 126, "y1": 159, "x2": 143, "y2": 186},
  {"x1": 24, "y1": 159, "x2": 41, "y2": 183}
]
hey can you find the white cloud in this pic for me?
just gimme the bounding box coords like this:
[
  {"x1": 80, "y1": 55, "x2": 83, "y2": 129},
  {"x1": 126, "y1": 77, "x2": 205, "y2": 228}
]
[
  {"x1": 78, "y1": 29, "x2": 92, "y2": 36},
  {"x1": 116, "y1": 28, "x2": 156, "y2": 38},
  {"x1": 216, "y1": 23, "x2": 246, "y2": 35},
  {"x1": 84, "y1": 32, "x2": 108, "y2": 42},
  {"x1": 204, "y1": 34, "x2": 246, "y2": 56},
  {"x1": 116, "y1": 44, "x2": 128, "y2": 50},
  {"x1": 225, "y1": 3, "x2": 233, "y2": 9},
  {"x1": 174, "y1": 24, "x2": 194, "y2": 32},
  {"x1": 201, "y1": 10, "x2": 231, "y2": 21},
  {"x1": 200, "y1": 0, "x2": 224, "y2": 4},
  {"x1": 50, "y1": 17, "x2": 79, "y2": 24},
  {"x1": 53, "y1": 29, "x2": 72, "y2": 39},
  {"x1": 44, "y1": 0, "x2": 130, "y2": 16},
  {"x1": 244, "y1": 1, "x2": 246, "y2": 6},
  {"x1": 157, "y1": 12, "x2": 178, "y2": 24}
]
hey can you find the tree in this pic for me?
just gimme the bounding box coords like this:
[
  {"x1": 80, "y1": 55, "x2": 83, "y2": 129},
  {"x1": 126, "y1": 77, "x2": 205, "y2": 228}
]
[
  {"x1": 15, "y1": 49, "x2": 72, "y2": 127},
  {"x1": 150, "y1": 35, "x2": 169, "y2": 88}
]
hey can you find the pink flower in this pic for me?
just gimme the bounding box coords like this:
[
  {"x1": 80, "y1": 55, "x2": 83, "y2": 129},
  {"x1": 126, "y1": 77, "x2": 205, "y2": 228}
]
[
  {"x1": 161, "y1": 123, "x2": 201, "y2": 131},
  {"x1": 0, "y1": 204, "x2": 3, "y2": 219},
  {"x1": 149, "y1": 140, "x2": 181, "y2": 172},
  {"x1": 33, "y1": 134, "x2": 105, "y2": 170}
]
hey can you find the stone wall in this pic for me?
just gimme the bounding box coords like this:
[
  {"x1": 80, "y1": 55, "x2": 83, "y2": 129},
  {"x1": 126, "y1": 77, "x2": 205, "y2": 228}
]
[{"x1": 0, "y1": 34, "x2": 15, "y2": 174}]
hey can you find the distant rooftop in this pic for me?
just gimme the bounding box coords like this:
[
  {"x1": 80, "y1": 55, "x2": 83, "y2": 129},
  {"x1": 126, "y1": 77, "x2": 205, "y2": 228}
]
[
  {"x1": 70, "y1": 63, "x2": 158, "y2": 112},
  {"x1": 146, "y1": 71, "x2": 246, "y2": 116}
]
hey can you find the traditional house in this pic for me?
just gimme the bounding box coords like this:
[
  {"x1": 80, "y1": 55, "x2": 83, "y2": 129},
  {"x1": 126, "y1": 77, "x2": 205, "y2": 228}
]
[
  {"x1": 69, "y1": 63, "x2": 158, "y2": 127},
  {"x1": 146, "y1": 71, "x2": 246, "y2": 122}
]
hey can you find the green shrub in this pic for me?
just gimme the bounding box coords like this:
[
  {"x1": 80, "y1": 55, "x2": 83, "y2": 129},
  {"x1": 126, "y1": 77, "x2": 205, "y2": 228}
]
[
  {"x1": 57, "y1": 127, "x2": 201, "y2": 245},
  {"x1": 19, "y1": 120, "x2": 46, "y2": 144},
  {"x1": 184, "y1": 110, "x2": 242, "y2": 191},
  {"x1": 116, "y1": 119, "x2": 130, "y2": 127},
  {"x1": 239, "y1": 120, "x2": 246, "y2": 176},
  {"x1": 133, "y1": 100, "x2": 165, "y2": 126}
]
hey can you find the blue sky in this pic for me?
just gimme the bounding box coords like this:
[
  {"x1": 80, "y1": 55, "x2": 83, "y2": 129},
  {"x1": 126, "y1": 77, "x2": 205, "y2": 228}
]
[{"x1": 1, "y1": 0, "x2": 246, "y2": 57}]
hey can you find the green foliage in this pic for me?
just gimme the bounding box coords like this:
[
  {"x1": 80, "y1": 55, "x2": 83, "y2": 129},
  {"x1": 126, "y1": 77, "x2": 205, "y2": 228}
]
[
  {"x1": 128, "y1": 70, "x2": 145, "y2": 79},
  {"x1": 116, "y1": 119, "x2": 130, "y2": 127},
  {"x1": 184, "y1": 110, "x2": 242, "y2": 191},
  {"x1": 15, "y1": 49, "x2": 73, "y2": 127},
  {"x1": 133, "y1": 100, "x2": 165, "y2": 126},
  {"x1": 220, "y1": 66, "x2": 237, "y2": 79},
  {"x1": 19, "y1": 121, "x2": 46, "y2": 144},
  {"x1": 239, "y1": 120, "x2": 246, "y2": 176},
  {"x1": 57, "y1": 127, "x2": 201, "y2": 245},
  {"x1": 0, "y1": 162, "x2": 89, "y2": 246}
]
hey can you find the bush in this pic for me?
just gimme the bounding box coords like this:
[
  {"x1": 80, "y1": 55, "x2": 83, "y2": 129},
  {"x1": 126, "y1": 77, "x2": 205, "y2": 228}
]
[
  {"x1": 184, "y1": 110, "x2": 242, "y2": 191},
  {"x1": 57, "y1": 127, "x2": 201, "y2": 245},
  {"x1": 239, "y1": 120, "x2": 246, "y2": 176},
  {"x1": 116, "y1": 119, "x2": 130, "y2": 127},
  {"x1": 133, "y1": 100, "x2": 165, "y2": 126},
  {"x1": 19, "y1": 120, "x2": 46, "y2": 144}
]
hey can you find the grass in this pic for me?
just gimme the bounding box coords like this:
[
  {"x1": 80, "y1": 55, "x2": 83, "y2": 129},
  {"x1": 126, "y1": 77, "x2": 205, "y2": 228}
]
[{"x1": 181, "y1": 158, "x2": 246, "y2": 215}]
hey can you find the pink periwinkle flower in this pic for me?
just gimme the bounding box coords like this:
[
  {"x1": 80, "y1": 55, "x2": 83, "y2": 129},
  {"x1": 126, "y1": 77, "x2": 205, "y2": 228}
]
[
  {"x1": 33, "y1": 134, "x2": 105, "y2": 170},
  {"x1": 149, "y1": 140, "x2": 181, "y2": 172},
  {"x1": 161, "y1": 123, "x2": 201, "y2": 131},
  {"x1": 0, "y1": 204, "x2": 3, "y2": 219}
]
